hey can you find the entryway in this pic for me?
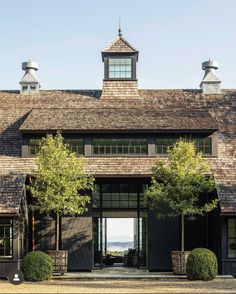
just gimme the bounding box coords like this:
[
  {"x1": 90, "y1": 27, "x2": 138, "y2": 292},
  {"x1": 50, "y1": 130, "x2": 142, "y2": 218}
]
[
  {"x1": 93, "y1": 213, "x2": 148, "y2": 269},
  {"x1": 92, "y1": 178, "x2": 149, "y2": 269}
]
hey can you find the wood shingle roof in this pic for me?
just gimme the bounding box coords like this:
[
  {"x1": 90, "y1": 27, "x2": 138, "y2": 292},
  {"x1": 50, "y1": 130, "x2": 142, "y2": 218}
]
[
  {"x1": 0, "y1": 88, "x2": 235, "y2": 212},
  {"x1": 0, "y1": 173, "x2": 26, "y2": 214}
]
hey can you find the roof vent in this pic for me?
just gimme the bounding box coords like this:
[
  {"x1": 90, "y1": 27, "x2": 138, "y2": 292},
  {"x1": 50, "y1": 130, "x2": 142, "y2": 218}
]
[
  {"x1": 19, "y1": 60, "x2": 40, "y2": 95},
  {"x1": 200, "y1": 60, "x2": 221, "y2": 95}
]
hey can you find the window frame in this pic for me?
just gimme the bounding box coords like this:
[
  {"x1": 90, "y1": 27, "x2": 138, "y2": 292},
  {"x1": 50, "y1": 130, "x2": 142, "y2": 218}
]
[
  {"x1": 91, "y1": 137, "x2": 148, "y2": 156},
  {"x1": 104, "y1": 54, "x2": 137, "y2": 80},
  {"x1": 0, "y1": 218, "x2": 13, "y2": 259},
  {"x1": 227, "y1": 218, "x2": 236, "y2": 259},
  {"x1": 26, "y1": 137, "x2": 84, "y2": 157},
  {"x1": 108, "y1": 58, "x2": 132, "y2": 79},
  {"x1": 155, "y1": 135, "x2": 213, "y2": 156}
]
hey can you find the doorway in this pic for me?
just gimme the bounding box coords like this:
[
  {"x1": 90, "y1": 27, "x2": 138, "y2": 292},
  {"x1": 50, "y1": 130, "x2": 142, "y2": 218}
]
[
  {"x1": 92, "y1": 178, "x2": 149, "y2": 269},
  {"x1": 93, "y1": 214, "x2": 148, "y2": 268}
]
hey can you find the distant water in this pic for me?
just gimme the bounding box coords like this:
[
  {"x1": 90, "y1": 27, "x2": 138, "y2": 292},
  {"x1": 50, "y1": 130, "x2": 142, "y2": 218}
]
[{"x1": 107, "y1": 241, "x2": 134, "y2": 252}]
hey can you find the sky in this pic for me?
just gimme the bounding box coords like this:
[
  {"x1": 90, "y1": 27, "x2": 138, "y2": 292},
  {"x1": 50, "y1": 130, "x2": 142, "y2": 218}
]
[
  {"x1": 1, "y1": 0, "x2": 236, "y2": 90},
  {"x1": 107, "y1": 218, "x2": 134, "y2": 242}
]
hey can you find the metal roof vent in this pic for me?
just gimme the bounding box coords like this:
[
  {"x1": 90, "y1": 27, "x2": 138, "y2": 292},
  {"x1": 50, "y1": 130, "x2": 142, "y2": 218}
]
[
  {"x1": 200, "y1": 60, "x2": 221, "y2": 95},
  {"x1": 19, "y1": 60, "x2": 40, "y2": 95}
]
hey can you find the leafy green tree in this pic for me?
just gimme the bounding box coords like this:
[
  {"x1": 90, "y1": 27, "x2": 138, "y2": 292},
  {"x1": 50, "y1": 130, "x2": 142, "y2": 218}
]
[
  {"x1": 146, "y1": 139, "x2": 217, "y2": 251},
  {"x1": 29, "y1": 132, "x2": 94, "y2": 251}
]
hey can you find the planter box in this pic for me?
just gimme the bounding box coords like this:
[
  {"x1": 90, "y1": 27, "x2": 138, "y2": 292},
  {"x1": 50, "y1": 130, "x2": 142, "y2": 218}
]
[
  {"x1": 47, "y1": 250, "x2": 68, "y2": 275},
  {"x1": 171, "y1": 251, "x2": 190, "y2": 275}
]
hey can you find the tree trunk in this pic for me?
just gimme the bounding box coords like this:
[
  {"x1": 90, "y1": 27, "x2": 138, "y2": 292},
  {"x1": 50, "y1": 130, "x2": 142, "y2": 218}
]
[
  {"x1": 55, "y1": 213, "x2": 60, "y2": 251},
  {"x1": 181, "y1": 214, "x2": 184, "y2": 252}
]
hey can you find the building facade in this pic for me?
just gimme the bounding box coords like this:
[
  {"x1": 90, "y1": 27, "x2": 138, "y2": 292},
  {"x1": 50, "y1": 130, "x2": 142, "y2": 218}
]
[{"x1": 0, "y1": 32, "x2": 236, "y2": 276}]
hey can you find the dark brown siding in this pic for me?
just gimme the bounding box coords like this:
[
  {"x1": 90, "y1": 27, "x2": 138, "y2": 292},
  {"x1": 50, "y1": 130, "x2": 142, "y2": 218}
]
[
  {"x1": 148, "y1": 211, "x2": 180, "y2": 270},
  {"x1": 61, "y1": 217, "x2": 92, "y2": 271}
]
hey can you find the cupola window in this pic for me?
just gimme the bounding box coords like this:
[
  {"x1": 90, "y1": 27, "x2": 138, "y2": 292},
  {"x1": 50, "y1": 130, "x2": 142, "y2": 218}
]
[{"x1": 108, "y1": 58, "x2": 132, "y2": 79}]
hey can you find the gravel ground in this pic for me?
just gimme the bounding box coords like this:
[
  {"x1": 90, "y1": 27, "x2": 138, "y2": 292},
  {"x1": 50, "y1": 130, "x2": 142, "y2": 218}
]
[{"x1": 1, "y1": 278, "x2": 236, "y2": 293}]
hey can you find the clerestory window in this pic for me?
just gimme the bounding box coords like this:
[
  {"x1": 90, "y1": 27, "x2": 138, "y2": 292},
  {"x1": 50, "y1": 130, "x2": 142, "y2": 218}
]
[
  {"x1": 156, "y1": 136, "x2": 212, "y2": 155},
  {"x1": 92, "y1": 138, "x2": 148, "y2": 155},
  {"x1": 28, "y1": 138, "x2": 84, "y2": 156}
]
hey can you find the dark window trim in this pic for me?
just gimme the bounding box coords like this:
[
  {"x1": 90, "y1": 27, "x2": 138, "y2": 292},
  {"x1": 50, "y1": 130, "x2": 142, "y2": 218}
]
[
  {"x1": 227, "y1": 218, "x2": 236, "y2": 259},
  {"x1": 0, "y1": 218, "x2": 13, "y2": 260},
  {"x1": 104, "y1": 54, "x2": 137, "y2": 80}
]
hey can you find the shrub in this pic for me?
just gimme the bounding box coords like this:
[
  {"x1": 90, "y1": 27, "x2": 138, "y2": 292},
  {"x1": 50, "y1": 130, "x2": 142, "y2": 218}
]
[
  {"x1": 186, "y1": 248, "x2": 218, "y2": 280},
  {"x1": 21, "y1": 251, "x2": 53, "y2": 281}
]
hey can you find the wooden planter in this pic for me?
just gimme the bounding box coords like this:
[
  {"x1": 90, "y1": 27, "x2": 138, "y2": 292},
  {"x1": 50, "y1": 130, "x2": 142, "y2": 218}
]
[
  {"x1": 47, "y1": 250, "x2": 68, "y2": 275},
  {"x1": 171, "y1": 251, "x2": 190, "y2": 275}
]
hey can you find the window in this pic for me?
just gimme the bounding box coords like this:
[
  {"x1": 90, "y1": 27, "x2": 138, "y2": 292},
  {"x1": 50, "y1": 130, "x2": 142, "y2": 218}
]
[
  {"x1": 28, "y1": 138, "x2": 84, "y2": 156},
  {"x1": 228, "y1": 218, "x2": 236, "y2": 258},
  {"x1": 108, "y1": 58, "x2": 132, "y2": 79},
  {"x1": 156, "y1": 136, "x2": 212, "y2": 155},
  {"x1": 92, "y1": 138, "x2": 148, "y2": 155},
  {"x1": 0, "y1": 218, "x2": 13, "y2": 259},
  {"x1": 64, "y1": 138, "x2": 84, "y2": 155},
  {"x1": 92, "y1": 183, "x2": 148, "y2": 209},
  {"x1": 29, "y1": 139, "x2": 41, "y2": 155}
]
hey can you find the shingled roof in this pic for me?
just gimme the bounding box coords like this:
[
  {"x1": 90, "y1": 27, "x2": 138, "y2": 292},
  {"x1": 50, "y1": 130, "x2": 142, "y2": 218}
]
[
  {"x1": 20, "y1": 108, "x2": 218, "y2": 132},
  {"x1": 103, "y1": 36, "x2": 138, "y2": 53},
  {"x1": 0, "y1": 173, "x2": 26, "y2": 214},
  {"x1": 0, "y1": 89, "x2": 235, "y2": 213}
]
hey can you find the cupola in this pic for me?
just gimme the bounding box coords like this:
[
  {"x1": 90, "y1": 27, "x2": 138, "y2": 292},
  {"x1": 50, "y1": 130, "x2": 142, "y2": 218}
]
[
  {"x1": 101, "y1": 29, "x2": 140, "y2": 99},
  {"x1": 200, "y1": 60, "x2": 221, "y2": 95},
  {"x1": 19, "y1": 60, "x2": 40, "y2": 95}
]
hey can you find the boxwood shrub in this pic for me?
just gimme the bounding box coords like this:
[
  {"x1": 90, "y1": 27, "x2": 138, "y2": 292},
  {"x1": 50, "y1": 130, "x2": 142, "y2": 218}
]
[
  {"x1": 186, "y1": 248, "x2": 218, "y2": 280},
  {"x1": 21, "y1": 251, "x2": 53, "y2": 281}
]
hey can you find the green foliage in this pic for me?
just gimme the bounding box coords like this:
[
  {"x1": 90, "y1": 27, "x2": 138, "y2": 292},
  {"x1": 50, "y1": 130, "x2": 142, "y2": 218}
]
[
  {"x1": 29, "y1": 132, "x2": 94, "y2": 216},
  {"x1": 146, "y1": 139, "x2": 217, "y2": 218},
  {"x1": 186, "y1": 248, "x2": 218, "y2": 280},
  {"x1": 21, "y1": 251, "x2": 53, "y2": 281}
]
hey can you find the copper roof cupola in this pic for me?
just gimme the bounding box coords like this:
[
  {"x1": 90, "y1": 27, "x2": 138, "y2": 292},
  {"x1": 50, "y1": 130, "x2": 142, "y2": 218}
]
[{"x1": 101, "y1": 29, "x2": 140, "y2": 99}]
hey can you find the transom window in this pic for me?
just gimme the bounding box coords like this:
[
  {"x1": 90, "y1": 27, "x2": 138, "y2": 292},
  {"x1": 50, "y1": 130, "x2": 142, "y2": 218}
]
[
  {"x1": 108, "y1": 58, "x2": 132, "y2": 79},
  {"x1": 92, "y1": 183, "x2": 147, "y2": 209},
  {"x1": 156, "y1": 137, "x2": 212, "y2": 155},
  {"x1": 0, "y1": 218, "x2": 13, "y2": 259},
  {"x1": 92, "y1": 138, "x2": 148, "y2": 155},
  {"x1": 228, "y1": 218, "x2": 236, "y2": 258}
]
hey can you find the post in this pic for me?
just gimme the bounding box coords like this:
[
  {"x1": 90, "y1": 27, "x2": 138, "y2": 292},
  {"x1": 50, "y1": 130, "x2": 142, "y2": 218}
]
[
  {"x1": 181, "y1": 214, "x2": 184, "y2": 252},
  {"x1": 55, "y1": 213, "x2": 60, "y2": 251},
  {"x1": 99, "y1": 183, "x2": 103, "y2": 269},
  {"x1": 137, "y1": 184, "x2": 140, "y2": 269},
  {"x1": 32, "y1": 211, "x2": 35, "y2": 251}
]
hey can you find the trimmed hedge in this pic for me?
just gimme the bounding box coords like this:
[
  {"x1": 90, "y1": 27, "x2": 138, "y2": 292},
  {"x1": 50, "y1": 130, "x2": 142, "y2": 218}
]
[
  {"x1": 21, "y1": 251, "x2": 53, "y2": 281},
  {"x1": 186, "y1": 248, "x2": 218, "y2": 280}
]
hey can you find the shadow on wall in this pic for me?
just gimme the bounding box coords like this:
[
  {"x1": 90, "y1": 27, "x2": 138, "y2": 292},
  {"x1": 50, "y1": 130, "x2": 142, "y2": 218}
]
[
  {"x1": 0, "y1": 112, "x2": 31, "y2": 157},
  {"x1": 34, "y1": 215, "x2": 92, "y2": 271}
]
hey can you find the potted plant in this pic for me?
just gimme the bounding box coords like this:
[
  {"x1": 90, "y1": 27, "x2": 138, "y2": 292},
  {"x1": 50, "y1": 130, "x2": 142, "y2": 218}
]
[
  {"x1": 146, "y1": 139, "x2": 217, "y2": 274},
  {"x1": 29, "y1": 132, "x2": 94, "y2": 274}
]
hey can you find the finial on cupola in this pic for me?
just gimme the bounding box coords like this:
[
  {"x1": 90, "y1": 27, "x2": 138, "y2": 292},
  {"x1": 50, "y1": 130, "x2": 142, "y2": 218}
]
[{"x1": 118, "y1": 17, "x2": 122, "y2": 37}]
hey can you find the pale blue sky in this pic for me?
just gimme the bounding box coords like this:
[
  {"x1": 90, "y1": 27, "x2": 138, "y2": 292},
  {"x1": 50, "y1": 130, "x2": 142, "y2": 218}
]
[
  {"x1": 107, "y1": 218, "x2": 133, "y2": 242},
  {"x1": 1, "y1": 0, "x2": 236, "y2": 89}
]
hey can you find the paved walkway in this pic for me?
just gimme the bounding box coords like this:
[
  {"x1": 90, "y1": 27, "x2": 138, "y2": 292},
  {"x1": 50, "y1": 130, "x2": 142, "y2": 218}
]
[{"x1": 52, "y1": 267, "x2": 233, "y2": 280}]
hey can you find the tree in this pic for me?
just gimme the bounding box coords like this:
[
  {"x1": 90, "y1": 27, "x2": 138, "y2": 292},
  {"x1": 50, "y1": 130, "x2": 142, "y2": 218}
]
[
  {"x1": 146, "y1": 139, "x2": 217, "y2": 251},
  {"x1": 29, "y1": 132, "x2": 94, "y2": 251}
]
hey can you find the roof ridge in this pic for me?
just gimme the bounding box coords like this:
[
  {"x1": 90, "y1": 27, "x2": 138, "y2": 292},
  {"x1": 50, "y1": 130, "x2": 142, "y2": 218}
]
[{"x1": 103, "y1": 36, "x2": 138, "y2": 52}]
